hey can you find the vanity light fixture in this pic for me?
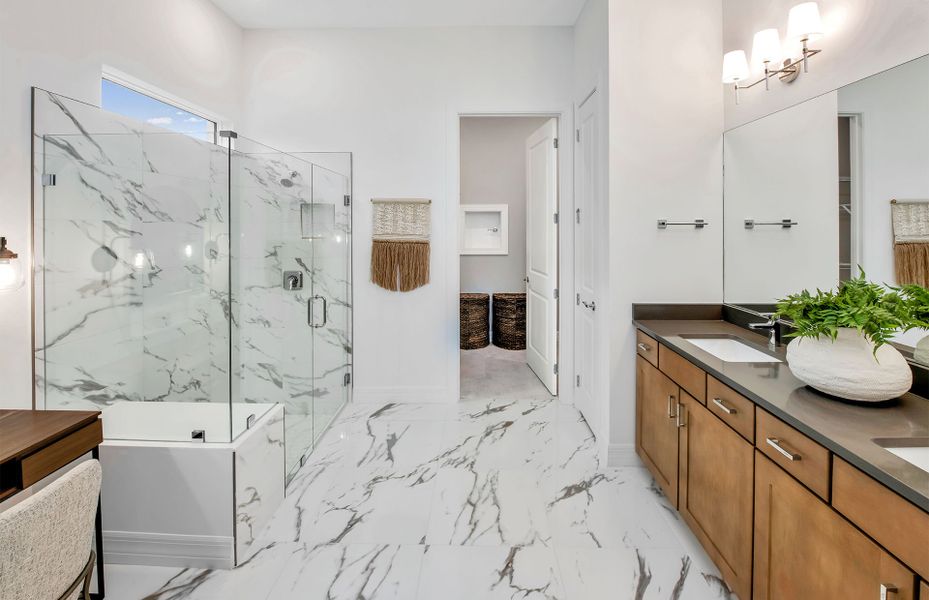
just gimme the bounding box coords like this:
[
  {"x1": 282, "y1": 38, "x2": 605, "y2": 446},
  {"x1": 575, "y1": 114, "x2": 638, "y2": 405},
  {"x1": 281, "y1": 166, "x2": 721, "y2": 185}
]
[
  {"x1": 722, "y1": 1, "x2": 824, "y2": 104},
  {"x1": 0, "y1": 237, "x2": 23, "y2": 292}
]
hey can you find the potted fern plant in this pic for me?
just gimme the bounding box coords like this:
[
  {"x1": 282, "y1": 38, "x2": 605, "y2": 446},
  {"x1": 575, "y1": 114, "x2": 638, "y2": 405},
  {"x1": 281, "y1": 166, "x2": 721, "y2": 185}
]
[{"x1": 774, "y1": 272, "x2": 914, "y2": 402}]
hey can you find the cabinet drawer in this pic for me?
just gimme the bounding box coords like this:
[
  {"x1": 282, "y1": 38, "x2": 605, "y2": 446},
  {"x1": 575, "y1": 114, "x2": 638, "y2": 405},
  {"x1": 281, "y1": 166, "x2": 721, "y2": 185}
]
[
  {"x1": 706, "y1": 376, "x2": 755, "y2": 443},
  {"x1": 833, "y1": 457, "x2": 929, "y2": 580},
  {"x1": 20, "y1": 419, "x2": 102, "y2": 488},
  {"x1": 754, "y1": 452, "x2": 916, "y2": 600},
  {"x1": 755, "y1": 410, "x2": 830, "y2": 500},
  {"x1": 658, "y1": 344, "x2": 706, "y2": 403},
  {"x1": 636, "y1": 330, "x2": 658, "y2": 367}
]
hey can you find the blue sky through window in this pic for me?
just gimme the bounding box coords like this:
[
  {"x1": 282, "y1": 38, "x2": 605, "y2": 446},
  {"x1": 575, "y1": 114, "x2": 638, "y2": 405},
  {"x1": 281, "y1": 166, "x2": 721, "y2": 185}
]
[{"x1": 101, "y1": 79, "x2": 216, "y2": 142}]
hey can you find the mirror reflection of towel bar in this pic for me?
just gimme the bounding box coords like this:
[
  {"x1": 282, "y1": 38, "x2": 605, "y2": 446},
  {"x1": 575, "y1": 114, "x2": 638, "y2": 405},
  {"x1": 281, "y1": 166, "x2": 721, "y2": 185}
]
[
  {"x1": 657, "y1": 219, "x2": 708, "y2": 229},
  {"x1": 744, "y1": 219, "x2": 798, "y2": 229}
]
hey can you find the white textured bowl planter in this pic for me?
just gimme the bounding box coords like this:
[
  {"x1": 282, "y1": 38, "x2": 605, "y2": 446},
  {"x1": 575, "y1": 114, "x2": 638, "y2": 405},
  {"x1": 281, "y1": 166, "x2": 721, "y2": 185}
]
[
  {"x1": 915, "y1": 335, "x2": 929, "y2": 365},
  {"x1": 786, "y1": 328, "x2": 913, "y2": 402}
]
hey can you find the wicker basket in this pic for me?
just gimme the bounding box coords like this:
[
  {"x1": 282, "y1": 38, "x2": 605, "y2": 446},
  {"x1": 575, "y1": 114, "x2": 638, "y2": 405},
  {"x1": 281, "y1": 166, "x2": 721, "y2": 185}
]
[
  {"x1": 460, "y1": 293, "x2": 490, "y2": 350},
  {"x1": 492, "y1": 293, "x2": 526, "y2": 350}
]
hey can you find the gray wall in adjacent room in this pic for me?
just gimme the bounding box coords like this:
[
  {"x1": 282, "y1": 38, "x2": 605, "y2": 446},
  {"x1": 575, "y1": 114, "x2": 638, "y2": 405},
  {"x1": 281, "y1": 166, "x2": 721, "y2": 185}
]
[{"x1": 459, "y1": 116, "x2": 549, "y2": 294}]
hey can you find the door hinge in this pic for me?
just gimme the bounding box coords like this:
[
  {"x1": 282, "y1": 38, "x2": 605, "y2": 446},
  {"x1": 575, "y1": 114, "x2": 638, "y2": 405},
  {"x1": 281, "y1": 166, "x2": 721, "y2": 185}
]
[
  {"x1": 576, "y1": 293, "x2": 580, "y2": 306},
  {"x1": 576, "y1": 129, "x2": 581, "y2": 143},
  {"x1": 553, "y1": 288, "x2": 559, "y2": 299},
  {"x1": 553, "y1": 138, "x2": 559, "y2": 149},
  {"x1": 575, "y1": 208, "x2": 581, "y2": 224},
  {"x1": 553, "y1": 212, "x2": 559, "y2": 224},
  {"x1": 576, "y1": 374, "x2": 581, "y2": 387},
  {"x1": 343, "y1": 372, "x2": 352, "y2": 386},
  {"x1": 554, "y1": 363, "x2": 559, "y2": 375},
  {"x1": 42, "y1": 174, "x2": 57, "y2": 187},
  {"x1": 343, "y1": 194, "x2": 351, "y2": 206}
]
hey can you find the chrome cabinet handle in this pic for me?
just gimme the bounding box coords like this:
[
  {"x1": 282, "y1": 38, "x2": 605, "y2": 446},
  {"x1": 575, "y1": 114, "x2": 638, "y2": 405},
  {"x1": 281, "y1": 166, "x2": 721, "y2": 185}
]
[
  {"x1": 637, "y1": 342, "x2": 651, "y2": 353},
  {"x1": 712, "y1": 397, "x2": 737, "y2": 415},
  {"x1": 676, "y1": 403, "x2": 686, "y2": 428},
  {"x1": 667, "y1": 395, "x2": 677, "y2": 419},
  {"x1": 880, "y1": 584, "x2": 898, "y2": 600},
  {"x1": 766, "y1": 437, "x2": 801, "y2": 461}
]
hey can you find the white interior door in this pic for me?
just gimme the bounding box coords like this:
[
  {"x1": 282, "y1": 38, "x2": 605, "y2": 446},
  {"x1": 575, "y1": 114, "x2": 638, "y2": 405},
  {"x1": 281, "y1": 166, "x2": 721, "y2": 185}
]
[
  {"x1": 574, "y1": 91, "x2": 602, "y2": 435},
  {"x1": 525, "y1": 118, "x2": 559, "y2": 394}
]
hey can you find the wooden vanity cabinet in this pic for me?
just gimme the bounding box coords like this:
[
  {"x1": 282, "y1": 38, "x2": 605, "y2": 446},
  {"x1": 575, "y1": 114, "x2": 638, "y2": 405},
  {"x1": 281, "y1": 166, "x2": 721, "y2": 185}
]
[
  {"x1": 678, "y1": 393, "x2": 754, "y2": 600},
  {"x1": 754, "y1": 452, "x2": 916, "y2": 600},
  {"x1": 636, "y1": 355, "x2": 680, "y2": 506}
]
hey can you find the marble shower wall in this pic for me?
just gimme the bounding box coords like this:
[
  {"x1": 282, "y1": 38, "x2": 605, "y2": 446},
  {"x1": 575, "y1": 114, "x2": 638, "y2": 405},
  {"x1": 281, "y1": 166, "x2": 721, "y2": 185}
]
[{"x1": 33, "y1": 90, "x2": 232, "y2": 440}]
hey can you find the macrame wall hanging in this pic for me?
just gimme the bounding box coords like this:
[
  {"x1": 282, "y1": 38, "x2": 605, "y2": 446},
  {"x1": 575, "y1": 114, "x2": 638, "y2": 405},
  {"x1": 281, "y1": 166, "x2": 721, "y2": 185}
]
[
  {"x1": 891, "y1": 199, "x2": 929, "y2": 287},
  {"x1": 371, "y1": 198, "x2": 431, "y2": 292}
]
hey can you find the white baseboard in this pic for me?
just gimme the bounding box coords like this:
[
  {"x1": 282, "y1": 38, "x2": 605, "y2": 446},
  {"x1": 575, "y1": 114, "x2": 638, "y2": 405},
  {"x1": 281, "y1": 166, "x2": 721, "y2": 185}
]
[
  {"x1": 352, "y1": 386, "x2": 450, "y2": 404},
  {"x1": 607, "y1": 443, "x2": 640, "y2": 468},
  {"x1": 104, "y1": 530, "x2": 234, "y2": 570}
]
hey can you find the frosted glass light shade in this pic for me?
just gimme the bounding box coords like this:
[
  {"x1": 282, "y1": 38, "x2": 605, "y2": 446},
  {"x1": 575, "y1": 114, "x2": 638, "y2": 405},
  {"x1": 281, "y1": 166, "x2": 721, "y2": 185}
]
[
  {"x1": 752, "y1": 28, "x2": 782, "y2": 67},
  {"x1": 722, "y1": 50, "x2": 750, "y2": 83},
  {"x1": 787, "y1": 2, "x2": 823, "y2": 40},
  {"x1": 0, "y1": 258, "x2": 23, "y2": 292}
]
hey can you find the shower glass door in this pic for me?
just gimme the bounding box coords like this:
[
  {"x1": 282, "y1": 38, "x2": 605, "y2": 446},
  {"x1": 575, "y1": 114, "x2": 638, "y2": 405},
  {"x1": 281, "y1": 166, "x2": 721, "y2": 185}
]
[
  {"x1": 229, "y1": 139, "x2": 352, "y2": 482},
  {"x1": 305, "y1": 156, "x2": 353, "y2": 439}
]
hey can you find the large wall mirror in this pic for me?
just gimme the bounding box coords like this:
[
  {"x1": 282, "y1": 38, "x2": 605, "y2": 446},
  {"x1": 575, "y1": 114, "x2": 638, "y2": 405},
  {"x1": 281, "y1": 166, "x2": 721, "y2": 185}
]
[{"x1": 723, "y1": 54, "x2": 929, "y2": 363}]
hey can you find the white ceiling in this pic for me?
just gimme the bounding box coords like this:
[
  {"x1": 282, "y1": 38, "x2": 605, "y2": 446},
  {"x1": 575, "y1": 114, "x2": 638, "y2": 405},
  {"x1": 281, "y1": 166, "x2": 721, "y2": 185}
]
[{"x1": 209, "y1": 0, "x2": 588, "y2": 29}]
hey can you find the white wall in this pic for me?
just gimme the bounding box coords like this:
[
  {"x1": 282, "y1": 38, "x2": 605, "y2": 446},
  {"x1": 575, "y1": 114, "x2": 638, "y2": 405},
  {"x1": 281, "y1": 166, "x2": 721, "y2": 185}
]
[
  {"x1": 724, "y1": 92, "x2": 839, "y2": 302},
  {"x1": 239, "y1": 28, "x2": 574, "y2": 402},
  {"x1": 607, "y1": 0, "x2": 724, "y2": 463},
  {"x1": 459, "y1": 117, "x2": 548, "y2": 295},
  {"x1": 0, "y1": 0, "x2": 244, "y2": 409},
  {"x1": 838, "y1": 55, "x2": 929, "y2": 288},
  {"x1": 723, "y1": 0, "x2": 929, "y2": 129}
]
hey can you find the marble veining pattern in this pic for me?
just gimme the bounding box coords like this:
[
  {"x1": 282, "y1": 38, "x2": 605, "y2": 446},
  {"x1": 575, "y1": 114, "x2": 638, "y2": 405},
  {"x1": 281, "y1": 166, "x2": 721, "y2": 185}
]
[{"x1": 106, "y1": 349, "x2": 735, "y2": 599}]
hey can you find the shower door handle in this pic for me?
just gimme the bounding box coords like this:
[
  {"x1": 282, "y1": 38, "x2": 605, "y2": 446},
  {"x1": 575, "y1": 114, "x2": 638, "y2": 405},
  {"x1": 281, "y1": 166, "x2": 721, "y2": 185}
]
[{"x1": 308, "y1": 295, "x2": 328, "y2": 328}]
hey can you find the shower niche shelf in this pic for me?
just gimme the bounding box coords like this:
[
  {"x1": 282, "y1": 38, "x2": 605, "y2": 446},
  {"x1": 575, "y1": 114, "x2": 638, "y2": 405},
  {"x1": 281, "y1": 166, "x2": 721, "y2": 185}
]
[{"x1": 460, "y1": 204, "x2": 508, "y2": 255}]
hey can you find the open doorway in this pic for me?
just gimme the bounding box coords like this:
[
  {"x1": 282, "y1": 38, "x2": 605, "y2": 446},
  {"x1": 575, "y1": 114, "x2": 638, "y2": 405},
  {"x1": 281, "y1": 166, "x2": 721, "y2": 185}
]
[{"x1": 458, "y1": 116, "x2": 559, "y2": 401}]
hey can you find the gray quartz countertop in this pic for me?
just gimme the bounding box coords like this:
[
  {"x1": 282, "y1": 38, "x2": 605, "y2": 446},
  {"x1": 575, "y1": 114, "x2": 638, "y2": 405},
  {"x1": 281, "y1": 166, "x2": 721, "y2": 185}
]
[{"x1": 634, "y1": 318, "x2": 929, "y2": 511}]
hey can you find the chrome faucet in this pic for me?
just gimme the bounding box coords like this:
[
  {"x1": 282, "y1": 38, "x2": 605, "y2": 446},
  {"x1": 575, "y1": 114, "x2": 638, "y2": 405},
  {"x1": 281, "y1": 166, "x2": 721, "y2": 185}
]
[{"x1": 748, "y1": 314, "x2": 779, "y2": 350}]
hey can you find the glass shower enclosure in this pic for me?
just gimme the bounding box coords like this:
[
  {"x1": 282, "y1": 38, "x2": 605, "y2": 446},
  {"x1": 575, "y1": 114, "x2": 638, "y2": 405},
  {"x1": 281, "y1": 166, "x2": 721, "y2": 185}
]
[{"x1": 32, "y1": 89, "x2": 352, "y2": 482}]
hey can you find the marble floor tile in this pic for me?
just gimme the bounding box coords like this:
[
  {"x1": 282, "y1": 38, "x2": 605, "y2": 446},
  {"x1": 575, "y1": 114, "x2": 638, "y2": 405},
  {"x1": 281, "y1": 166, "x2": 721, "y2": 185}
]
[
  {"x1": 416, "y1": 544, "x2": 564, "y2": 600},
  {"x1": 104, "y1": 349, "x2": 730, "y2": 599},
  {"x1": 426, "y1": 468, "x2": 551, "y2": 547},
  {"x1": 556, "y1": 546, "x2": 735, "y2": 600},
  {"x1": 460, "y1": 347, "x2": 555, "y2": 401},
  {"x1": 266, "y1": 544, "x2": 425, "y2": 600},
  {"x1": 546, "y1": 466, "x2": 684, "y2": 550}
]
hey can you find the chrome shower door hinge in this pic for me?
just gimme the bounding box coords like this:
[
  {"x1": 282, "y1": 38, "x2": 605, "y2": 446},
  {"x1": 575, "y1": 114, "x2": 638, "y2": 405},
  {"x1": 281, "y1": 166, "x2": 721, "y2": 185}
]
[{"x1": 42, "y1": 173, "x2": 57, "y2": 187}]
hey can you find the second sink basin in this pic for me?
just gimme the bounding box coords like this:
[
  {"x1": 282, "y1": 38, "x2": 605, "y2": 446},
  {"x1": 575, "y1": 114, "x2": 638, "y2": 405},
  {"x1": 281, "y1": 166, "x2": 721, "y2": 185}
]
[
  {"x1": 874, "y1": 438, "x2": 929, "y2": 474},
  {"x1": 681, "y1": 335, "x2": 781, "y2": 363}
]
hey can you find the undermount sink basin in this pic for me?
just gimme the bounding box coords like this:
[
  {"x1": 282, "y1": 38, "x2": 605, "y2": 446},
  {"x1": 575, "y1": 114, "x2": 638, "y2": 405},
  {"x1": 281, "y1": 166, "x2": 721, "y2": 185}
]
[
  {"x1": 874, "y1": 438, "x2": 929, "y2": 474},
  {"x1": 681, "y1": 335, "x2": 781, "y2": 363}
]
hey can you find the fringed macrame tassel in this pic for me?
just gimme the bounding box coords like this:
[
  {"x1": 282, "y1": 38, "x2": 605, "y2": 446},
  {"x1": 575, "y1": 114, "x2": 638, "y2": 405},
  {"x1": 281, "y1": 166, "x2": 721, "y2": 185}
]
[
  {"x1": 894, "y1": 242, "x2": 929, "y2": 287},
  {"x1": 371, "y1": 239, "x2": 430, "y2": 291}
]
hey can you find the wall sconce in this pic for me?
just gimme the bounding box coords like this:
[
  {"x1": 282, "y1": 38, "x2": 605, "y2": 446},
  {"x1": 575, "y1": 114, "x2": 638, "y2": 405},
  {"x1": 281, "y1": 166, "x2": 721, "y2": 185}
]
[
  {"x1": 0, "y1": 237, "x2": 23, "y2": 293},
  {"x1": 722, "y1": 1, "x2": 824, "y2": 104}
]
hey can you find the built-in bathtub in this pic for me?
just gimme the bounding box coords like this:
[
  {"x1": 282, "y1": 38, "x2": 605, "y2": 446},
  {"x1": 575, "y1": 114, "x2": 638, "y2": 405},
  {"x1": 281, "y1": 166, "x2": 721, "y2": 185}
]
[{"x1": 99, "y1": 402, "x2": 284, "y2": 569}]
